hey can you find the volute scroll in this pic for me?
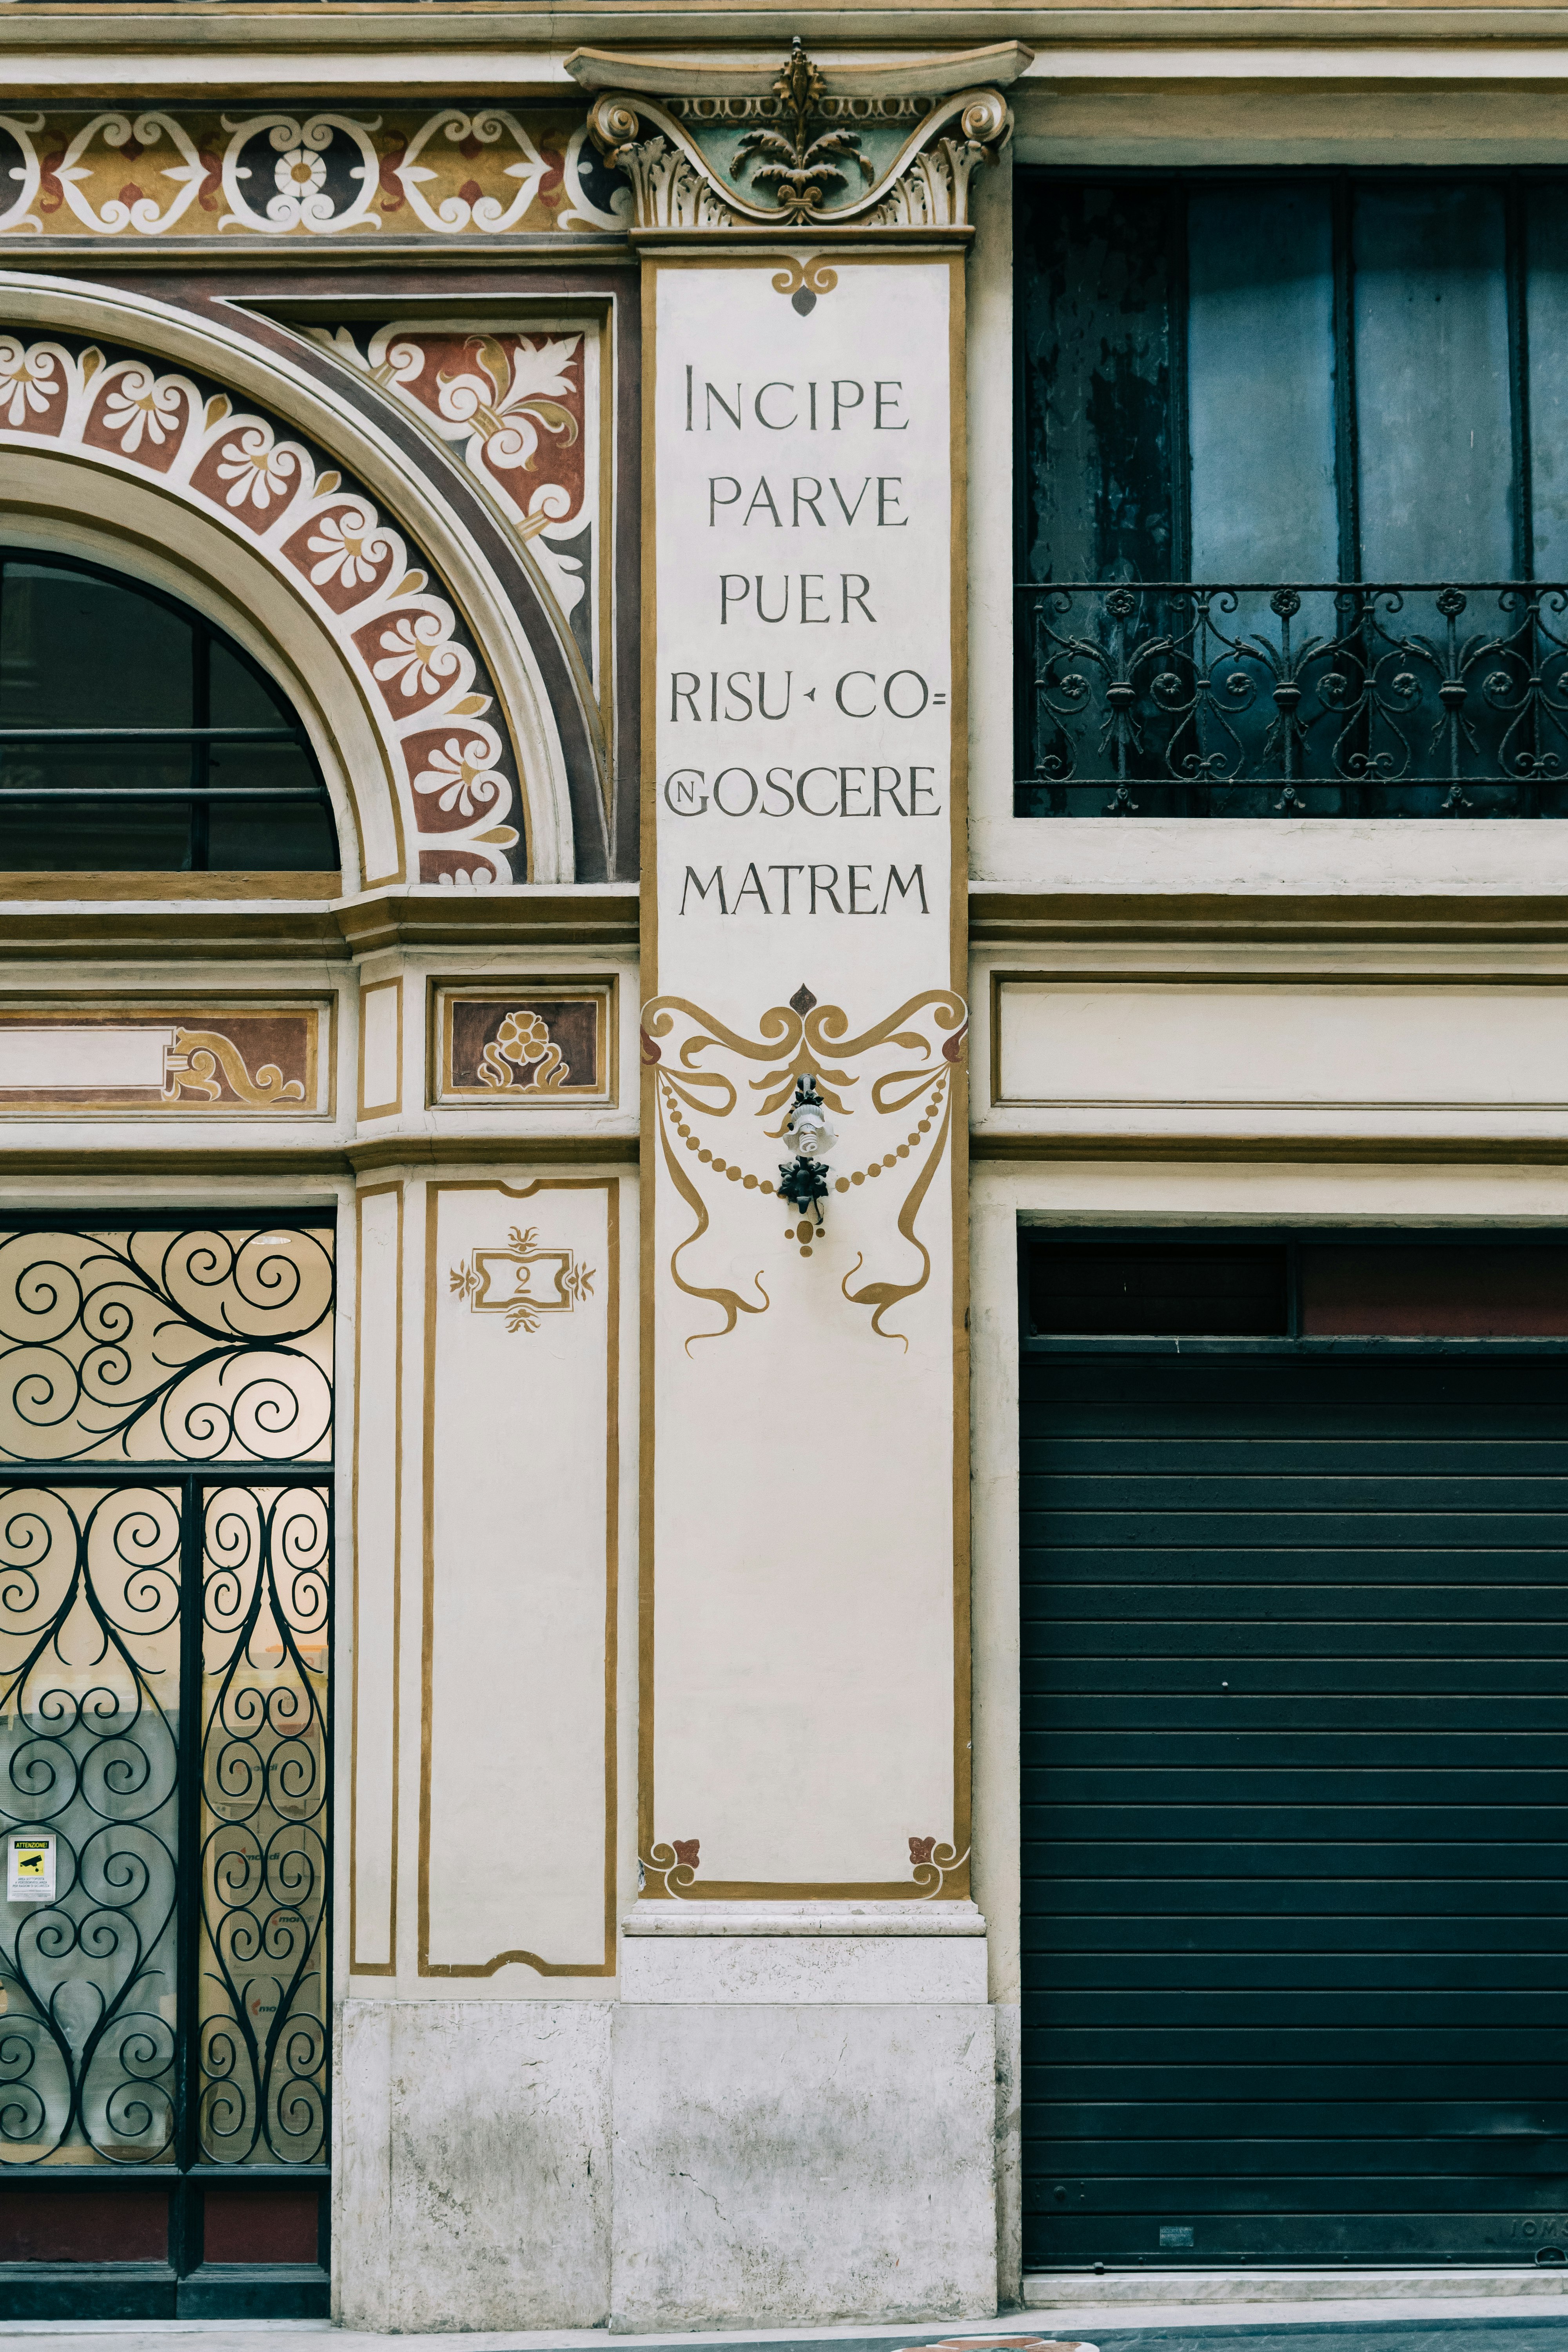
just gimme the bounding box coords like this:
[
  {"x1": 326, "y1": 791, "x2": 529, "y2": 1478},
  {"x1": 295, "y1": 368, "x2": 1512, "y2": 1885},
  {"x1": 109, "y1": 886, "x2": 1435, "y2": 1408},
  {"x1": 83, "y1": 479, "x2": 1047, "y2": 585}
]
[{"x1": 579, "y1": 39, "x2": 1014, "y2": 238}]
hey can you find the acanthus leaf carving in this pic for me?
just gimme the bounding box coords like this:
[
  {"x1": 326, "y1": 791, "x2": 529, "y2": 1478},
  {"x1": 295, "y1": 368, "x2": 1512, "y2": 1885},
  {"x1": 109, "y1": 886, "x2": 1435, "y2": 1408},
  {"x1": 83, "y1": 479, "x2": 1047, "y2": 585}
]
[{"x1": 586, "y1": 43, "x2": 1011, "y2": 235}]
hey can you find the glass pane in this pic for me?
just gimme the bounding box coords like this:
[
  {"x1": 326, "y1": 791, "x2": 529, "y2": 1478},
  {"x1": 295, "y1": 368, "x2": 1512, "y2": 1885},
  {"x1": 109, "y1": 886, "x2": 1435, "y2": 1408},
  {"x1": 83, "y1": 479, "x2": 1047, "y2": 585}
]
[
  {"x1": 1354, "y1": 183, "x2": 1515, "y2": 580},
  {"x1": 0, "y1": 1485, "x2": 181, "y2": 2166},
  {"x1": 1526, "y1": 182, "x2": 1568, "y2": 577},
  {"x1": 1188, "y1": 183, "x2": 1338, "y2": 581},
  {"x1": 1017, "y1": 179, "x2": 1178, "y2": 583},
  {"x1": 198, "y1": 1485, "x2": 328, "y2": 2166},
  {"x1": 207, "y1": 639, "x2": 295, "y2": 731},
  {"x1": 0, "y1": 1225, "x2": 335, "y2": 1467},
  {"x1": 205, "y1": 740, "x2": 336, "y2": 873},
  {"x1": 1302, "y1": 1244, "x2": 1568, "y2": 1335},
  {"x1": 0, "y1": 562, "x2": 193, "y2": 728},
  {"x1": 0, "y1": 739, "x2": 192, "y2": 871}
]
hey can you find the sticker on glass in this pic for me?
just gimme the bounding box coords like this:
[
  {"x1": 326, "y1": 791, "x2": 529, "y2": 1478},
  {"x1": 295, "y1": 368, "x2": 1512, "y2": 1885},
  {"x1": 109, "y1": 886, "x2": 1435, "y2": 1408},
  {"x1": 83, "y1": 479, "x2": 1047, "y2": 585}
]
[{"x1": 7, "y1": 1833, "x2": 55, "y2": 1902}]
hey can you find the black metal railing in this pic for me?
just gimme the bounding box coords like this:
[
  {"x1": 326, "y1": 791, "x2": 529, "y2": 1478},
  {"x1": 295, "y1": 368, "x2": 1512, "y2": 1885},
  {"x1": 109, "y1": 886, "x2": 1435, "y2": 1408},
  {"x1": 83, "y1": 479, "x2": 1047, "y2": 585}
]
[{"x1": 1015, "y1": 582, "x2": 1568, "y2": 817}]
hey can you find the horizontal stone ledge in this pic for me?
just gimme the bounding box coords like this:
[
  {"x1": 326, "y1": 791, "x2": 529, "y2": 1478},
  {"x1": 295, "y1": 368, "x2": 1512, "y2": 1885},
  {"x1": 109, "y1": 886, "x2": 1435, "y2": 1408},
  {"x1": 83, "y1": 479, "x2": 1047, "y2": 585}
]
[
  {"x1": 351, "y1": 1133, "x2": 639, "y2": 1171},
  {"x1": 968, "y1": 887, "x2": 1568, "y2": 946},
  {"x1": 622, "y1": 1901, "x2": 987, "y2": 1936},
  {"x1": 0, "y1": 1136, "x2": 639, "y2": 1179},
  {"x1": 972, "y1": 1131, "x2": 1568, "y2": 1164},
  {"x1": 0, "y1": 881, "x2": 639, "y2": 951}
]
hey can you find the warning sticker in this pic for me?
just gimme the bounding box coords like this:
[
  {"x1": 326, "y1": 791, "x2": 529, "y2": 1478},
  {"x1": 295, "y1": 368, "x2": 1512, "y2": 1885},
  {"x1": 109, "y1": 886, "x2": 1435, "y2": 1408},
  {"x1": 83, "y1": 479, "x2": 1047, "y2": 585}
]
[{"x1": 7, "y1": 1835, "x2": 55, "y2": 1902}]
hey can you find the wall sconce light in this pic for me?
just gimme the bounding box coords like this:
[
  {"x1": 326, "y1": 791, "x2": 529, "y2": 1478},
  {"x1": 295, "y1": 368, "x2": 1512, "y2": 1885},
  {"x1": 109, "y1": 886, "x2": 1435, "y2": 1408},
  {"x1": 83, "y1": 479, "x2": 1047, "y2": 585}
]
[{"x1": 777, "y1": 1075, "x2": 837, "y2": 1232}]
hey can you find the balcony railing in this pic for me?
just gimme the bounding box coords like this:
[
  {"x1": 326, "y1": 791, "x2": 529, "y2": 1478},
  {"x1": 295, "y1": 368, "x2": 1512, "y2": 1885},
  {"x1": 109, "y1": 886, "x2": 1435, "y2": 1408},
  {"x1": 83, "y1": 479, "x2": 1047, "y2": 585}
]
[{"x1": 1015, "y1": 582, "x2": 1568, "y2": 817}]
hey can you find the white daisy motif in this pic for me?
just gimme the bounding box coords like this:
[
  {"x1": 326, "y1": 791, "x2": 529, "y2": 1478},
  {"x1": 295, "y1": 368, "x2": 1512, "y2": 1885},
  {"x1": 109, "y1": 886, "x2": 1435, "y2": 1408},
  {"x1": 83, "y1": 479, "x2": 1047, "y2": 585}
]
[
  {"x1": 414, "y1": 735, "x2": 503, "y2": 817},
  {"x1": 306, "y1": 508, "x2": 387, "y2": 592},
  {"x1": 372, "y1": 612, "x2": 459, "y2": 699},
  {"x1": 0, "y1": 344, "x2": 61, "y2": 430},
  {"x1": 275, "y1": 147, "x2": 328, "y2": 199},
  {"x1": 215, "y1": 426, "x2": 299, "y2": 513},
  {"x1": 100, "y1": 371, "x2": 183, "y2": 457}
]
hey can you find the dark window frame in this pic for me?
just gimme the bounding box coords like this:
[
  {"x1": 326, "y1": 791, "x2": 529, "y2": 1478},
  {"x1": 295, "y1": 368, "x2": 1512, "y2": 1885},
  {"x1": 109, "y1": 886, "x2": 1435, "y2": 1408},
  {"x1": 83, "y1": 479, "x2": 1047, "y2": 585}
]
[
  {"x1": 1020, "y1": 1226, "x2": 1568, "y2": 1354},
  {"x1": 1013, "y1": 166, "x2": 1568, "y2": 817}
]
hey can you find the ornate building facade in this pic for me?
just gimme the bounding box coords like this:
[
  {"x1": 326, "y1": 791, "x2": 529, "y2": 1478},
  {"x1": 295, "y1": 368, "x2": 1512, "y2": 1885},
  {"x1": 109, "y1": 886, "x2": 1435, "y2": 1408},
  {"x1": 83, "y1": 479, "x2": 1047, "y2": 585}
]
[{"x1": 2, "y1": 0, "x2": 1567, "y2": 2329}]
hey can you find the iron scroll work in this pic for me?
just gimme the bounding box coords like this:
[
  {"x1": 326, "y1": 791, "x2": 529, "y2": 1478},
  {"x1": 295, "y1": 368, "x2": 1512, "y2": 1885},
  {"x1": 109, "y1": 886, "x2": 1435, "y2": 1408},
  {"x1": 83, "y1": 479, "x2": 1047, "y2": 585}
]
[
  {"x1": 0, "y1": 1222, "x2": 331, "y2": 2189},
  {"x1": 1016, "y1": 581, "x2": 1568, "y2": 817}
]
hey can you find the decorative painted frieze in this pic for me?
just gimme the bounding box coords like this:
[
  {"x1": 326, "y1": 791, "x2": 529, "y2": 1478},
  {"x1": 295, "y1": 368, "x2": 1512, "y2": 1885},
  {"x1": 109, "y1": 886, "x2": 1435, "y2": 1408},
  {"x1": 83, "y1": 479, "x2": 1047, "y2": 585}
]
[
  {"x1": 432, "y1": 984, "x2": 613, "y2": 1105},
  {"x1": 0, "y1": 109, "x2": 628, "y2": 240},
  {"x1": 0, "y1": 1002, "x2": 329, "y2": 1112},
  {"x1": 312, "y1": 322, "x2": 603, "y2": 690},
  {"x1": 0, "y1": 328, "x2": 524, "y2": 886}
]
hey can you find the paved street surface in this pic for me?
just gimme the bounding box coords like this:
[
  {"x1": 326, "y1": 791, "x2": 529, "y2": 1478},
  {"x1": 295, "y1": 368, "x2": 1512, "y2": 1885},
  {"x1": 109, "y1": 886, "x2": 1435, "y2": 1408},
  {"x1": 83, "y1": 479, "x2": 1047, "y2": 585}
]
[{"x1": 10, "y1": 2310, "x2": 1568, "y2": 2352}]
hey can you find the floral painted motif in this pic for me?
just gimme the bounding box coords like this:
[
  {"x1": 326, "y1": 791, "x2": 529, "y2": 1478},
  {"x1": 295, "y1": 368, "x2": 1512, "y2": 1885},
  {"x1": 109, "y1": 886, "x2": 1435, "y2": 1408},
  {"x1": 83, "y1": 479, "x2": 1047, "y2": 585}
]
[
  {"x1": 0, "y1": 341, "x2": 63, "y2": 429},
  {"x1": 0, "y1": 327, "x2": 526, "y2": 886},
  {"x1": 412, "y1": 735, "x2": 508, "y2": 820},
  {"x1": 312, "y1": 321, "x2": 600, "y2": 684},
  {"x1": 214, "y1": 427, "x2": 301, "y2": 513},
  {"x1": 98, "y1": 368, "x2": 184, "y2": 455},
  {"x1": 0, "y1": 110, "x2": 628, "y2": 240},
  {"x1": 304, "y1": 508, "x2": 388, "y2": 593},
  {"x1": 372, "y1": 612, "x2": 461, "y2": 701}
]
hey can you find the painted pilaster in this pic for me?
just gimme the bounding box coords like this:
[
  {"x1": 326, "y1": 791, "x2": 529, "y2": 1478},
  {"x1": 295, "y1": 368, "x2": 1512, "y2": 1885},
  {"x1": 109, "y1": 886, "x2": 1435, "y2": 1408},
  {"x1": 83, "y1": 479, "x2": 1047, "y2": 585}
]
[
  {"x1": 577, "y1": 42, "x2": 1019, "y2": 2324},
  {"x1": 579, "y1": 37, "x2": 1016, "y2": 1909}
]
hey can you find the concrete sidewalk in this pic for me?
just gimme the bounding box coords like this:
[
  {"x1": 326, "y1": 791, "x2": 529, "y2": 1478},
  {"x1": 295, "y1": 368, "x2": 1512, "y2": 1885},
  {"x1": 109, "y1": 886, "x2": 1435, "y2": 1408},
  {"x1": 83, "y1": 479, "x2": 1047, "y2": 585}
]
[{"x1": 9, "y1": 2299, "x2": 1568, "y2": 2352}]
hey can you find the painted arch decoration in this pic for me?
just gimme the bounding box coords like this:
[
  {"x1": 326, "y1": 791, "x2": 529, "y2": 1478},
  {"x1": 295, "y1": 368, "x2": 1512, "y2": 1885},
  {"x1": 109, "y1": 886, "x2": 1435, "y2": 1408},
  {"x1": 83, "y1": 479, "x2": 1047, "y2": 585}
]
[{"x1": 0, "y1": 324, "x2": 528, "y2": 886}]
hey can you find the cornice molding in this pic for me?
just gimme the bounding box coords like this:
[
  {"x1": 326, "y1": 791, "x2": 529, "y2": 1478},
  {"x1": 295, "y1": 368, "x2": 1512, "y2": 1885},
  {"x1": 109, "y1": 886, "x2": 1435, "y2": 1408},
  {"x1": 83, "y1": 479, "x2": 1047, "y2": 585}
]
[
  {"x1": 348, "y1": 1132, "x2": 638, "y2": 1169},
  {"x1": 0, "y1": 882, "x2": 641, "y2": 963},
  {"x1": 564, "y1": 40, "x2": 1033, "y2": 96},
  {"x1": 9, "y1": 884, "x2": 1568, "y2": 964},
  {"x1": 973, "y1": 1131, "x2": 1568, "y2": 1162},
  {"x1": 969, "y1": 888, "x2": 1568, "y2": 947},
  {"x1": 9, "y1": 13, "x2": 1568, "y2": 76},
  {"x1": 335, "y1": 883, "x2": 640, "y2": 954},
  {"x1": 0, "y1": 1135, "x2": 637, "y2": 1178}
]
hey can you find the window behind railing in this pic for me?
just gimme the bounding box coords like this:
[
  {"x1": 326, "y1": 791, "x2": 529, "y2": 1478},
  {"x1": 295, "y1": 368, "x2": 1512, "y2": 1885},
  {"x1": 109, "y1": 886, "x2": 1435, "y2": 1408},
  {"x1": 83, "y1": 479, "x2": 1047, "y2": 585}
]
[{"x1": 1015, "y1": 171, "x2": 1568, "y2": 815}]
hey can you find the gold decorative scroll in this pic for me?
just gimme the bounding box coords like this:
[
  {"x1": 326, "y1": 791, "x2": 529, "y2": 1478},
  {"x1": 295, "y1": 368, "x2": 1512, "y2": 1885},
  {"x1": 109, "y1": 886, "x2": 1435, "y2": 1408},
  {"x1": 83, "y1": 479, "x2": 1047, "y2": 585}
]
[
  {"x1": 642, "y1": 988, "x2": 966, "y2": 1350},
  {"x1": 448, "y1": 1224, "x2": 596, "y2": 1335},
  {"x1": 163, "y1": 1029, "x2": 307, "y2": 1108}
]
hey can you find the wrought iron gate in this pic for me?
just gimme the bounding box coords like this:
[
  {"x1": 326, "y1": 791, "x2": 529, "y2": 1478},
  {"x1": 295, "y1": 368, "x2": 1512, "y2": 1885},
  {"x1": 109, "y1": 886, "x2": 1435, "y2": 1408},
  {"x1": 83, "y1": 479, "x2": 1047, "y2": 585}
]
[{"x1": 0, "y1": 1218, "x2": 333, "y2": 2319}]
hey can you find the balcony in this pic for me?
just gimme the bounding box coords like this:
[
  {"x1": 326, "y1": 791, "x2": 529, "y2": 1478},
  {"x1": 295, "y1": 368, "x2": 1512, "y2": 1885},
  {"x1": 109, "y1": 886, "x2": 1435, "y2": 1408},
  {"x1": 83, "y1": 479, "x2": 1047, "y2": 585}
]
[{"x1": 1015, "y1": 583, "x2": 1568, "y2": 818}]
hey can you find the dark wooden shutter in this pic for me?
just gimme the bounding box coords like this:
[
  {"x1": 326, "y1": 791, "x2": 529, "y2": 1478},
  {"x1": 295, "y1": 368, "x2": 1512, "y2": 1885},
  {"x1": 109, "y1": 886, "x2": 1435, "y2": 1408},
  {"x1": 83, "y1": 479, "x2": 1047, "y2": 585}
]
[{"x1": 1022, "y1": 1351, "x2": 1568, "y2": 2267}]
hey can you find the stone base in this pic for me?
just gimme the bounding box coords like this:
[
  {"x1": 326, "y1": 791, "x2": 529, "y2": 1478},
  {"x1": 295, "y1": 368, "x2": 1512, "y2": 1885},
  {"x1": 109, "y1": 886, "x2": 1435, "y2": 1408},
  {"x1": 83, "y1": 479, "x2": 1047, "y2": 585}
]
[
  {"x1": 335, "y1": 1998, "x2": 613, "y2": 2333},
  {"x1": 335, "y1": 1914, "x2": 998, "y2": 2334},
  {"x1": 609, "y1": 2001, "x2": 996, "y2": 2330}
]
